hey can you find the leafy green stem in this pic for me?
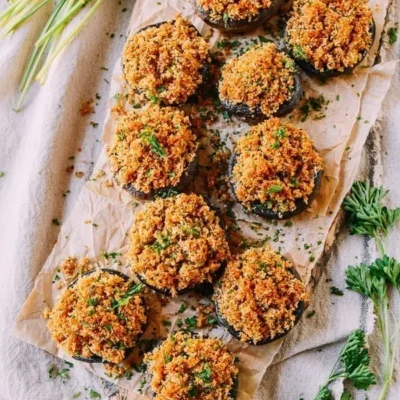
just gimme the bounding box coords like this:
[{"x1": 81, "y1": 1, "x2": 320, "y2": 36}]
[
  {"x1": 373, "y1": 233, "x2": 386, "y2": 258},
  {"x1": 379, "y1": 297, "x2": 392, "y2": 400}
]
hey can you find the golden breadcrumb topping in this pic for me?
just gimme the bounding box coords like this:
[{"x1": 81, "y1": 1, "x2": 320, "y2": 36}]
[
  {"x1": 232, "y1": 118, "x2": 323, "y2": 213},
  {"x1": 197, "y1": 0, "x2": 272, "y2": 21},
  {"x1": 122, "y1": 15, "x2": 210, "y2": 105},
  {"x1": 128, "y1": 193, "x2": 230, "y2": 296},
  {"x1": 214, "y1": 246, "x2": 308, "y2": 343},
  {"x1": 219, "y1": 44, "x2": 297, "y2": 117},
  {"x1": 286, "y1": 0, "x2": 373, "y2": 72},
  {"x1": 145, "y1": 331, "x2": 238, "y2": 400},
  {"x1": 47, "y1": 270, "x2": 147, "y2": 363},
  {"x1": 107, "y1": 106, "x2": 197, "y2": 194},
  {"x1": 60, "y1": 257, "x2": 93, "y2": 280}
]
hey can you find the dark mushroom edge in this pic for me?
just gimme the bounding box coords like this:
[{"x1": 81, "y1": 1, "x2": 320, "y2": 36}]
[
  {"x1": 122, "y1": 21, "x2": 210, "y2": 106},
  {"x1": 220, "y1": 71, "x2": 303, "y2": 124},
  {"x1": 68, "y1": 268, "x2": 147, "y2": 364},
  {"x1": 229, "y1": 152, "x2": 323, "y2": 219},
  {"x1": 285, "y1": 19, "x2": 376, "y2": 78},
  {"x1": 215, "y1": 267, "x2": 305, "y2": 345},
  {"x1": 195, "y1": 0, "x2": 283, "y2": 33},
  {"x1": 145, "y1": 331, "x2": 239, "y2": 399}
]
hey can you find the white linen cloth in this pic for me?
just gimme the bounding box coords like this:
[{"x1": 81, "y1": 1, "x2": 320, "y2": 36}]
[{"x1": 0, "y1": 0, "x2": 399, "y2": 399}]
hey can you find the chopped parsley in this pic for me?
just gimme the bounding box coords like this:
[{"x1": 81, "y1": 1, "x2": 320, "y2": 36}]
[
  {"x1": 52, "y1": 218, "x2": 60, "y2": 226},
  {"x1": 198, "y1": 363, "x2": 213, "y2": 383},
  {"x1": 177, "y1": 302, "x2": 187, "y2": 314},
  {"x1": 103, "y1": 251, "x2": 121, "y2": 263},
  {"x1": 330, "y1": 286, "x2": 344, "y2": 296},
  {"x1": 306, "y1": 310, "x2": 316, "y2": 318},
  {"x1": 184, "y1": 316, "x2": 198, "y2": 330},
  {"x1": 140, "y1": 129, "x2": 166, "y2": 157},
  {"x1": 148, "y1": 93, "x2": 160, "y2": 105},
  {"x1": 267, "y1": 185, "x2": 283, "y2": 193},
  {"x1": 111, "y1": 283, "x2": 144, "y2": 309},
  {"x1": 275, "y1": 127, "x2": 286, "y2": 139},
  {"x1": 152, "y1": 234, "x2": 171, "y2": 254},
  {"x1": 88, "y1": 389, "x2": 101, "y2": 399},
  {"x1": 388, "y1": 25, "x2": 398, "y2": 45},
  {"x1": 293, "y1": 45, "x2": 307, "y2": 61},
  {"x1": 87, "y1": 297, "x2": 99, "y2": 307}
]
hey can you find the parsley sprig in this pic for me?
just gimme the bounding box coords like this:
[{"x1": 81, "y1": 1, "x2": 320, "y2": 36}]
[
  {"x1": 314, "y1": 330, "x2": 375, "y2": 399},
  {"x1": 343, "y1": 181, "x2": 400, "y2": 400},
  {"x1": 343, "y1": 181, "x2": 400, "y2": 255}
]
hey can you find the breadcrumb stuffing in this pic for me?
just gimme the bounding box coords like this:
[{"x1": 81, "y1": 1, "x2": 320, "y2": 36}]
[
  {"x1": 232, "y1": 118, "x2": 323, "y2": 213},
  {"x1": 286, "y1": 0, "x2": 373, "y2": 72},
  {"x1": 214, "y1": 246, "x2": 308, "y2": 343},
  {"x1": 127, "y1": 193, "x2": 230, "y2": 296},
  {"x1": 107, "y1": 106, "x2": 197, "y2": 194},
  {"x1": 122, "y1": 15, "x2": 210, "y2": 105},
  {"x1": 197, "y1": 0, "x2": 272, "y2": 22},
  {"x1": 60, "y1": 257, "x2": 93, "y2": 280},
  {"x1": 47, "y1": 269, "x2": 147, "y2": 363},
  {"x1": 219, "y1": 44, "x2": 297, "y2": 117},
  {"x1": 145, "y1": 331, "x2": 238, "y2": 400}
]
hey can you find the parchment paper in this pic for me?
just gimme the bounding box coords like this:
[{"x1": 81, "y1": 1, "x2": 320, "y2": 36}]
[{"x1": 14, "y1": 0, "x2": 397, "y2": 398}]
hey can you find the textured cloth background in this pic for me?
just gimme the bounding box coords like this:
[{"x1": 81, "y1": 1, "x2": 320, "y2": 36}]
[{"x1": 0, "y1": 0, "x2": 398, "y2": 399}]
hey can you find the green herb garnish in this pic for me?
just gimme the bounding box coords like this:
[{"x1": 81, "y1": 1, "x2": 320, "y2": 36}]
[
  {"x1": 267, "y1": 185, "x2": 283, "y2": 193},
  {"x1": 293, "y1": 45, "x2": 308, "y2": 61},
  {"x1": 140, "y1": 129, "x2": 166, "y2": 157},
  {"x1": 343, "y1": 181, "x2": 400, "y2": 400},
  {"x1": 184, "y1": 316, "x2": 198, "y2": 330},
  {"x1": 314, "y1": 330, "x2": 375, "y2": 399},
  {"x1": 88, "y1": 389, "x2": 101, "y2": 399},
  {"x1": 330, "y1": 286, "x2": 344, "y2": 296},
  {"x1": 388, "y1": 25, "x2": 398, "y2": 45},
  {"x1": 112, "y1": 283, "x2": 144, "y2": 309},
  {"x1": 198, "y1": 363, "x2": 213, "y2": 383}
]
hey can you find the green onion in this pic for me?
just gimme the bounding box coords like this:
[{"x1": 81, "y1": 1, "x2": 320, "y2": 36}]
[{"x1": 0, "y1": 0, "x2": 104, "y2": 111}]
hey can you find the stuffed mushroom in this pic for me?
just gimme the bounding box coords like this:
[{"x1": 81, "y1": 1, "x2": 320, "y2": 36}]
[
  {"x1": 46, "y1": 269, "x2": 147, "y2": 363},
  {"x1": 219, "y1": 43, "x2": 302, "y2": 123},
  {"x1": 214, "y1": 246, "x2": 308, "y2": 345},
  {"x1": 107, "y1": 106, "x2": 198, "y2": 199},
  {"x1": 285, "y1": 0, "x2": 375, "y2": 77},
  {"x1": 145, "y1": 331, "x2": 239, "y2": 399},
  {"x1": 195, "y1": 0, "x2": 282, "y2": 33},
  {"x1": 127, "y1": 193, "x2": 230, "y2": 296},
  {"x1": 230, "y1": 118, "x2": 323, "y2": 219},
  {"x1": 122, "y1": 15, "x2": 210, "y2": 105}
]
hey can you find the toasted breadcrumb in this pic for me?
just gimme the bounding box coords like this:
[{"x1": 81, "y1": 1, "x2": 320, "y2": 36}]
[
  {"x1": 107, "y1": 106, "x2": 197, "y2": 194},
  {"x1": 122, "y1": 15, "x2": 210, "y2": 105},
  {"x1": 219, "y1": 44, "x2": 297, "y2": 117},
  {"x1": 79, "y1": 99, "x2": 94, "y2": 116},
  {"x1": 60, "y1": 257, "x2": 93, "y2": 280},
  {"x1": 286, "y1": 0, "x2": 373, "y2": 72},
  {"x1": 47, "y1": 269, "x2": 147, "y2": 363},
  {"x1": 197, "y1": 0, "x2": 272, "y2": 21},
  {"x1": 145, "y1": 331, "x2": 238, "y2": 400},
  {"x1": 214, "y1": 246, "x2": 308, "y2": 343},
  {"x1": 127, "y1": 193, "x2": 229, "y2": 296},
  {"x1": 232, "y1": 118, "x2": 323, "y2": 213}
]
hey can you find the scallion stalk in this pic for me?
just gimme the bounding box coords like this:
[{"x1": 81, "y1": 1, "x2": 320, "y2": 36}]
[{"x1": 0, "y1": 0, "x2": 104, "y2": 111}]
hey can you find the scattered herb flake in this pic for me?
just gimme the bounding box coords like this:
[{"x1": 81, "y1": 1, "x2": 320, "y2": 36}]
[{"x1": 330, "y1": 286, "x2": 344, "y2": 296}]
